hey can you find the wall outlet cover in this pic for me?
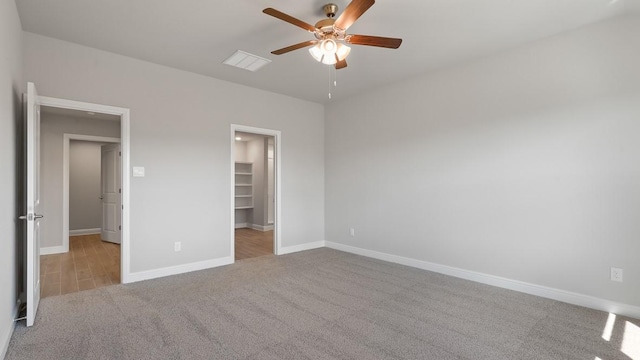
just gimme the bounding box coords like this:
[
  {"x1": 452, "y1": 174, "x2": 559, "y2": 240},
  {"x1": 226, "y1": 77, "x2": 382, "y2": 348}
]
[
  {"x1": 174, "y1": 242, "x2": 181, "y2": 252},
  {"x1": 610, "y1": 267, "x2": 623, "y2": 282}
]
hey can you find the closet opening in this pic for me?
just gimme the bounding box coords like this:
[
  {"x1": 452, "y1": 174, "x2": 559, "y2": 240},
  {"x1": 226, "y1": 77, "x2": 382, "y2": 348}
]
[{"x1": 231, "y1": 126, "x2": 280, "y2": 261}]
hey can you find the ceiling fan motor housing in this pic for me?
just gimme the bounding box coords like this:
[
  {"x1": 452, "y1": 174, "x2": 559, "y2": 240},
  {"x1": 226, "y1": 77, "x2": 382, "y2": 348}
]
[{"x1": 323, "y1": 3, "x2": 338, "y2": 18}]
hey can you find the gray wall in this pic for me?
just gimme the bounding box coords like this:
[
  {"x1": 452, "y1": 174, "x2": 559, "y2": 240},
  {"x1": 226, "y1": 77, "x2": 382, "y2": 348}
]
[
  {"x1": 24, "y1": 32, "x2": 325, "y2": 273},
  {"x1": 40, "y1": 115, "x2": 120, "y2": 249},
  {"x1": 325, "y1": 15, "x2": 640, "y2": 307},
  {"x1": 0, "y1": 0, "x2": 23, "y2": 356},
  {"x1": 69, "y1": 141, "x2": 103, "y2": 231}
]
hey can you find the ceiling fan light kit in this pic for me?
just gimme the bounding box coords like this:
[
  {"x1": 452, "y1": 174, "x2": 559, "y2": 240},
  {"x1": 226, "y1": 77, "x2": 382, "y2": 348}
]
[
  {"x1": 309, "y1": 39, "x2": 351, "y2": 65},
  {"x1": 263, "y1": 0, "x2": 402, "y2": 70}
]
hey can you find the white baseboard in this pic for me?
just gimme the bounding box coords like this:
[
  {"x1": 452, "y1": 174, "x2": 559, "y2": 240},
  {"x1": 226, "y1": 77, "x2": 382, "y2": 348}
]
[
  {"x1": 324, "y1": 241, "x2": 640, "y2": 319},
  {"x1": 127, "y1": 256, "x2": 234, "y2": 283},
  {"x1": 69, "y1": 228, "x2": 101, "y2": 236},
  {"x1": 234, "y1": 223, "x2": 248, "y2": 229},
  {"x1": 279, "y1": 241, "x2": 326, "y2": 255},
  {"x1": 40, "y1": 245, "x2": 67, "y2": 255},
  {"x1": 250, "y1": 224, "x2": 274, "y2": 231},
  {"x1": 1, "y1": 299, "x2": 21, "y2": 360}
]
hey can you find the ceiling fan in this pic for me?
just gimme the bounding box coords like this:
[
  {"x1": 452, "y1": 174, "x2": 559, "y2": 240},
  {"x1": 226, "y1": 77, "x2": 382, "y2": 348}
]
[{"x1": 263, "y1": 0, "x2": 402, "y2": 70}]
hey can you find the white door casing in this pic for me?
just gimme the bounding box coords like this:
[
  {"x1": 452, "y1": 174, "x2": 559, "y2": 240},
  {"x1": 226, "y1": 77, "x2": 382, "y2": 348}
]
[
  {"x1": 230, "y1": 125, "x2": 282, "y2": 257},
  {"x1": 39, "y1": 94, "x2": 131, "y2": 283},
  {"x1": 101, "y1": 143, "x2": 121, "y2": 244},
  {"x1": 267, "y1": 142, "x2": 275, "y2": 225},
  {"x1": 25, "y1": 82, "x2": 42, "y2": 327}
]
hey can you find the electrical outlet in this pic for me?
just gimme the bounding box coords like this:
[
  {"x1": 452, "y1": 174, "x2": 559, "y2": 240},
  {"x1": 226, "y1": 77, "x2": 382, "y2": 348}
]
[
  {"x1": 610, "y1": 267, "x2": 623, "y2": 282},
  {"x1": 174, "y1": 242, "x2": 181, "y2": 252},
  {"x1": 349, "y1": 228, "x2": 355, "y2": 237}
]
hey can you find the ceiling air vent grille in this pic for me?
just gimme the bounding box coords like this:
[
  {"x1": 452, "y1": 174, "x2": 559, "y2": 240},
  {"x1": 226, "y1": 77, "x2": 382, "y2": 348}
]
[{"x1": 223, "y1": 50, "x2": 271, "y2": 72}]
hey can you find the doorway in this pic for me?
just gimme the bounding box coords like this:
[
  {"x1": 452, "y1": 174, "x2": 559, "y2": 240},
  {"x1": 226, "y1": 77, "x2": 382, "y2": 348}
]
[
  {"x1": 23, "y1": 83, "x2": 131, "y2": 326},
  {"x1": 230, "y1": 125, "x2": 281, "y2": 261},
  {"x1": 39, "y1": 108, "x2": 123, "y2": 297}
]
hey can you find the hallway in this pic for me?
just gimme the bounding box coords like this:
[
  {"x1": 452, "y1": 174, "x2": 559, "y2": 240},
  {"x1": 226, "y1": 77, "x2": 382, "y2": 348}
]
[{"x1": 40, "y1": 234, "x2": 120, "y2": 298}]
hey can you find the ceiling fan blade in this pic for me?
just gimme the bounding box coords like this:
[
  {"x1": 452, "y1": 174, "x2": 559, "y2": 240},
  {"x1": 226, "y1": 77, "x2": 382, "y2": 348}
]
[
  {"x1": 335, "y1": 59, "x2": 347, "y2": 70},
  {"x1": 334, "y1": 0, "x2": 375, "y2": 31},
  {"x1": 271, "y1": 40, "x2": 318, "y2": 55},
  {"x1": 346, "y1": 34, "x2": 402, "y2": 49},
  {"x1": 263, "y1": 8, "x2": 317, "y2": 33}
]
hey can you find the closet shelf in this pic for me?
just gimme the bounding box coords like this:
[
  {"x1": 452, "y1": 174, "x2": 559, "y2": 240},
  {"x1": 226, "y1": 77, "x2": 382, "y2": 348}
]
[{"x1": 235, "y1": 162, "x2": 253, "y2": 210}]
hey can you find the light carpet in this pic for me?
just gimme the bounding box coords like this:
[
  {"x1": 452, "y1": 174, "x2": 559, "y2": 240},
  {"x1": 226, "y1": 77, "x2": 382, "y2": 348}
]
[{"x1": 6, "y1": 248, "x2": 639, "y2": 359}]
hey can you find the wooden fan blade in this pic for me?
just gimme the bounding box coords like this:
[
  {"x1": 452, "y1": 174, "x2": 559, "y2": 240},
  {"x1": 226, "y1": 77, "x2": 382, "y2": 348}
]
[
  {"x1": 271, "y1": 40, "x2": 318, "y2": 55},
  {"x1": 335, "y1": 59, "x2": 347, "y2": 70},
  {"x1": 346, "y1": 34, "x2": 402, "y2": 49},
  {"x1": 334, "y1": 0, "x2": 375, "y2": 30},
  {"x1": 263, "y1": 8, "x2": 317, "y2": 32}
]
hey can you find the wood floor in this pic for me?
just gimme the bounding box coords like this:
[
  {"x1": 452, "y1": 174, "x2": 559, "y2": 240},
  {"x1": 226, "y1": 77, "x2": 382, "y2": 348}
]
[
  {"x1": 40, "y1": 234, "x2": 120, "y2": 298},
  {"x1": 235, "y1": 228, "x2": 273, "y2": 260}
]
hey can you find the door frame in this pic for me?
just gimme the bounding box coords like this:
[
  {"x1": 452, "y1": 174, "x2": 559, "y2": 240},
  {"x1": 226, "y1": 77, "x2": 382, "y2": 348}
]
[
  {"x1": 230, "y1": 124, "x2": 282, "y2": 258},
  {"x1": 39, "y1": 95, "x2": 132, "y2": 283},
  {"x1": 62, "y1": 135, "x2": 121, "y2": 251}
]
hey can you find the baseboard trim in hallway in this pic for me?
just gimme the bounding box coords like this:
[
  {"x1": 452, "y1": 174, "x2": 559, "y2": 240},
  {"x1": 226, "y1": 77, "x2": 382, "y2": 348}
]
[
  {"x1": 324, "y1": 241, "x2": 640, "y2": 319},
  {"x1": 69, "y1": 228, "x2": 101, "y2": 236}
]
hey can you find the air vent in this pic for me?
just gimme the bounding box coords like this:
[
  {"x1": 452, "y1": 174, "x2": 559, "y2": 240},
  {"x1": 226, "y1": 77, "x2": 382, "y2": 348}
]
[{"x1": 223, "y1": 50, "x2": 271, "y2": 72}]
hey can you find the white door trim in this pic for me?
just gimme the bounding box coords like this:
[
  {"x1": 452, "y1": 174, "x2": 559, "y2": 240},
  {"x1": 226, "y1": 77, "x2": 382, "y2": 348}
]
[
  {"x1": 230, "y1": 125, "x2": 282, "y2": 258},
  {"x1": 40, "y1": 95, "x2": 132, "y2": 284},
  {"x1": 62, "y1": 134, "x2": 120, "y2": 253}
]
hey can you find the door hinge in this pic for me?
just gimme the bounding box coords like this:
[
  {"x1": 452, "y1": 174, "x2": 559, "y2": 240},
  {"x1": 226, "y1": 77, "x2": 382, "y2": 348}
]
[
  {"x1": 119, "y1": 188, "x2": 121, "y2": 194},
  {"x1": 119, "y1": 225, "x2": 121, "y2": 231},
  {"x1": 119, "y1": 151, "x2": 121, "y2": 156}
]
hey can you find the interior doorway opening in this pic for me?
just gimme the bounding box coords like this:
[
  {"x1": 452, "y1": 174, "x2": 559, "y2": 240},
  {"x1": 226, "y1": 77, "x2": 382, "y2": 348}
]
[
  {"x1": 24, "y1": 83, "x2": 131, "y2": 326},
  {"x1": 39, "y1": 106, "x2": 122, "y2": 297},
  {"x1": 231, "y1": 126, "x2": 280, "y2": 261}
]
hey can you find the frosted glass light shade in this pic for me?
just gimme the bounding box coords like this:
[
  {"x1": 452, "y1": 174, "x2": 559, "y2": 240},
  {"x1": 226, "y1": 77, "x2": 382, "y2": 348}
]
[
  {"x1": 309, "y1": 39, "x2": 350, "y2": 65},
  {"x1": 335, "y1": 43, "x2": 351, "y2": 61},
  {"x1": 309, "y1": 44, "x2": 323, "y2": 62}
]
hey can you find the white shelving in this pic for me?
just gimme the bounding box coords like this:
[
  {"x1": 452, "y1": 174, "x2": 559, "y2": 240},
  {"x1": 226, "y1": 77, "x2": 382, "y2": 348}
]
[{"x1": 234, "y1": 162, "x2": 253, "y2": 209}]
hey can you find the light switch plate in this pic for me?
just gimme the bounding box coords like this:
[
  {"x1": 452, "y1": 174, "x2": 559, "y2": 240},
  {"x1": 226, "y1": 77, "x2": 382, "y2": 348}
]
[{"x1": 132, "y1": 167, "x2": 145, "y2": 177}]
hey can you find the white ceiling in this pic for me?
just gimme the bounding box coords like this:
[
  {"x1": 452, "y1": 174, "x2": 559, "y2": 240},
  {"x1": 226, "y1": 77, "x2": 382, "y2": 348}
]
[{"x1": 16, "y1": 0, "x2": 640, "y2": 104}]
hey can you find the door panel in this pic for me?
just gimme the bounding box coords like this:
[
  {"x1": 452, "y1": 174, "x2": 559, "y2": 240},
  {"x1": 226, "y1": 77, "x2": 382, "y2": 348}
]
[
  {"x1": 101, "y1": 144, "x2": 121, "y2": 244},
  {"x1": 25, "y1": 82, "x2": 42, "y2": 327}
]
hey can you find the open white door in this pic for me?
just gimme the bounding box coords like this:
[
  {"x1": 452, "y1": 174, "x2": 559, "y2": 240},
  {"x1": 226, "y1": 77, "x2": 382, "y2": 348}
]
[
  {"x1": 23, "y1": 82, "x2": 42, "y2": 327},
  {"x1": 101, "y1": 144, "x2": 121, "y2": 244}
]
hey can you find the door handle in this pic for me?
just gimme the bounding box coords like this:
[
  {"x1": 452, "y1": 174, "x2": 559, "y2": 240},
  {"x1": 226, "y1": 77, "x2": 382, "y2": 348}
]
[
  {"x1": 18, "y1": 214, "x2": 43, "y2": 221},
  {"x1": 99, "y1": 196, "x2": 104, "y2": 200}
]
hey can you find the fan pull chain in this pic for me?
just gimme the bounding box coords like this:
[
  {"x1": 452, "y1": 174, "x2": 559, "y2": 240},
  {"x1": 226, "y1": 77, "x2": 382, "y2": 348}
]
[
  {"x1": 328, "y1": 66, "x2": 337, "y2": 100},
  {"x1": 328, "y1": 66, "x2": 333, "y2": 99},
  {"x1": 333, "y1": 65, "x2": 337, "y2": 87}
]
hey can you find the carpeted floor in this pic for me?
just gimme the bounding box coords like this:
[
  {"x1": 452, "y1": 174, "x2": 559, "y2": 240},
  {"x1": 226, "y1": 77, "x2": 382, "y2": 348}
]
[{"x1": 6, "y1": 248, "x2": 640, "y2": 359}]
